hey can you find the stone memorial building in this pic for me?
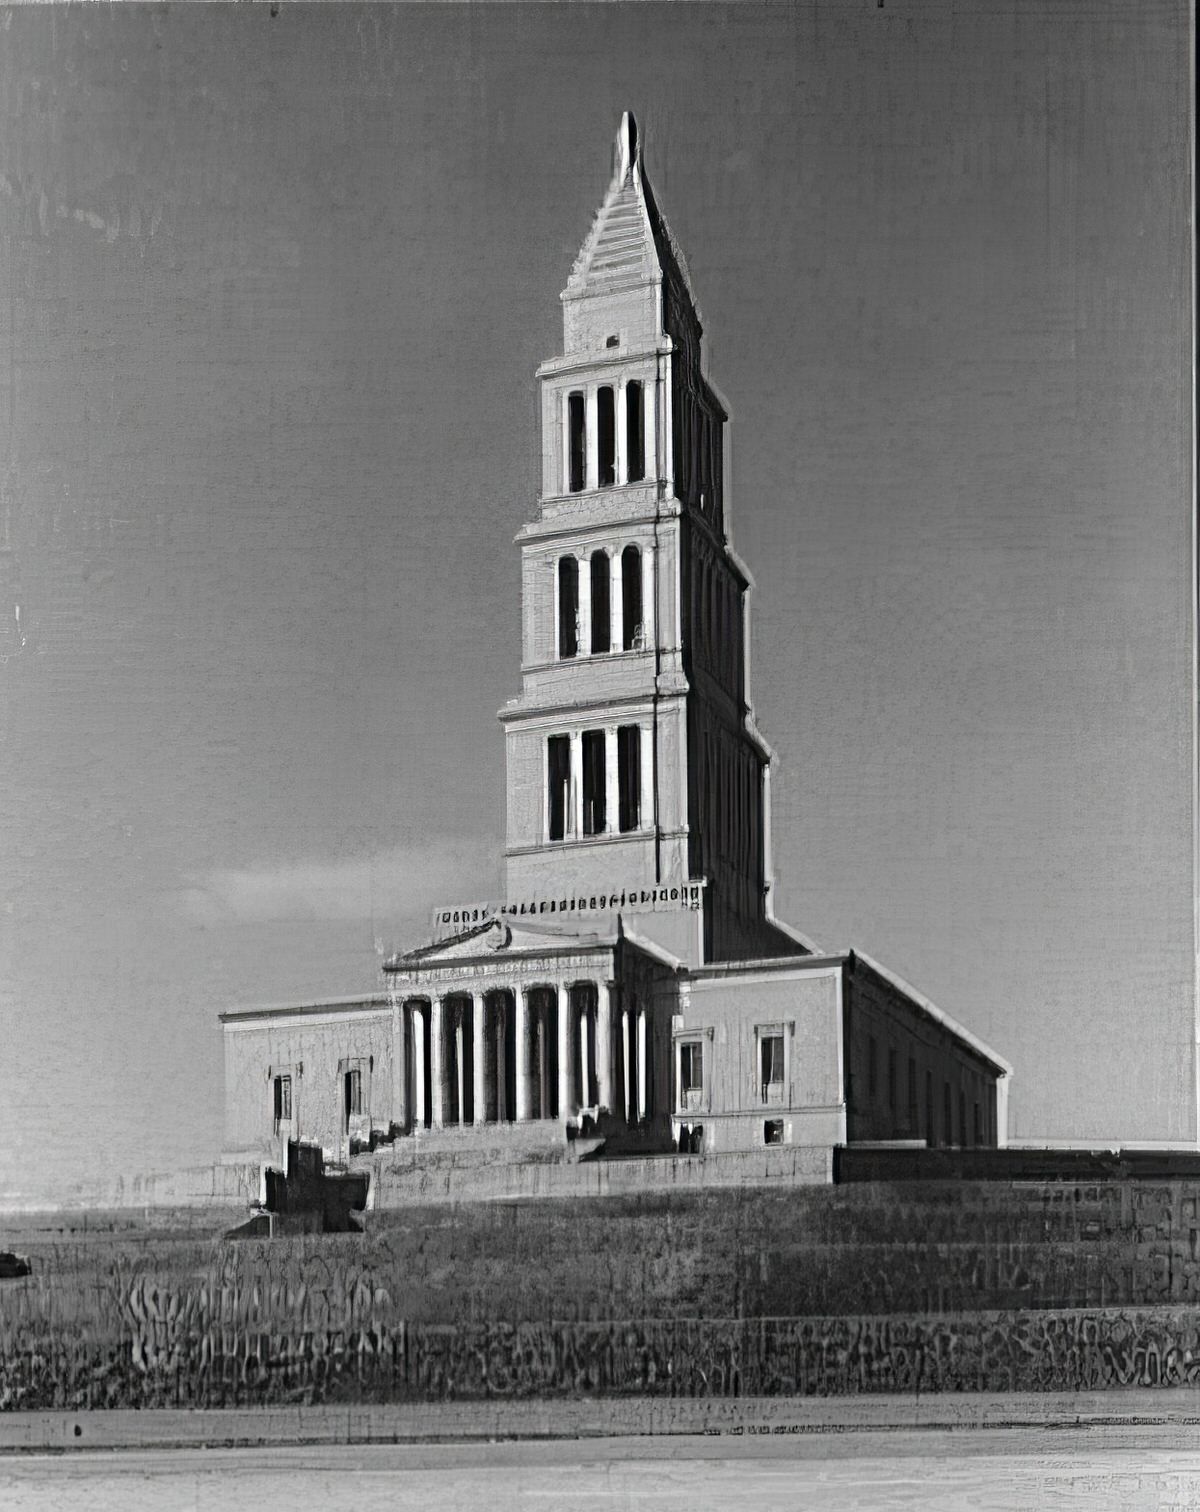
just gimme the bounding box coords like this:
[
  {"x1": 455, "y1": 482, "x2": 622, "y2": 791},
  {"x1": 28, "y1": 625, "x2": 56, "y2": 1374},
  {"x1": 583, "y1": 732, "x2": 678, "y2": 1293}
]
[{"x1": 221, "y1": 115, "x2": 1011, "y2": 1187}]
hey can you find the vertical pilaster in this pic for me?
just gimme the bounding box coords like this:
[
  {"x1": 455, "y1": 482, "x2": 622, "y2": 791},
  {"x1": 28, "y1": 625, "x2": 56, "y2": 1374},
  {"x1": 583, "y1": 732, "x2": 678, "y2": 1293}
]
[
  {"x1": 515, "y1": 987, "x2": 532, "y2": 1122},
  {"x1": 557, "y1": 981, "x2": 573, "y2": 1122},
  {"x1": 605, "y1": 726, "x2": 619, "y2": 836},
  {"x1": 569, "y1": 730, "x2": 583, "y2": 837},
  {"x1": 596, "y1": 983, "x2": 613, "y2": 1113},
  {"x1": 578, "y1": 553, "x2": 592, "y2": 656},
  {"x1": 640, "y1": 723, "x2": 654, "y2": 833},
  {"x1": 585, "y1": 388, "x2": 599, "y2": 490},
  {"x1": 472, "y1": 993, "x2": 487, "y2": 1125},
  {"x1": 430, "y1": 998, "x2": 446, "y2": 1130},
  {"x1": 641, "y1": 541, "x2": 656, "y2": 649},
  {"x1": 616, "y1": 379, "x2": 628, "y2": 484},
  {"x1": 560, "y1": 389, "x2": 571, "y2": 495}
]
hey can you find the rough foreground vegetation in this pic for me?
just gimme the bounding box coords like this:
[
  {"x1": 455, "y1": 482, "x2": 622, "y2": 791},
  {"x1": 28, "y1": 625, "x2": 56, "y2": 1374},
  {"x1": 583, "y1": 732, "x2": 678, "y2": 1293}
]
[{"x1": 3, "y1": 1180, "x2": 1200, "y2": 1408}]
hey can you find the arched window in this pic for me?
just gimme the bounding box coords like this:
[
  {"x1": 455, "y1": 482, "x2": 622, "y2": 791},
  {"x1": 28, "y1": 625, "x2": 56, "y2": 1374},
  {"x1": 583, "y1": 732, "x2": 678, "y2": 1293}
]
[
  {"x1": 626, "y1": 381, "x2": 645, "y2": 482},
  {"x1": 590, "y1": 551, "x2": 611, "y2": 654},
  {"x1": 621, "y1": 544, "x2": 642, "y2": 650},
  {"x1": 597, "y1": 386, "x2": 616, "y2": 487},
  {"x1": 567, "y1": 392, "x2": 585, "y2": 493},
  {"x1": 558, "y1": 556, "x2": 578, "y2": 659}
]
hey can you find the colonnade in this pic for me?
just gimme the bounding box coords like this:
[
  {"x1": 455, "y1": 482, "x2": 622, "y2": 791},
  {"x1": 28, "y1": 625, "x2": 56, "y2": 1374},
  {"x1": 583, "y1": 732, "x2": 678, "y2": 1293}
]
[{"x1": 390, "y1": 979, "x2": 651, "y2": 1134}]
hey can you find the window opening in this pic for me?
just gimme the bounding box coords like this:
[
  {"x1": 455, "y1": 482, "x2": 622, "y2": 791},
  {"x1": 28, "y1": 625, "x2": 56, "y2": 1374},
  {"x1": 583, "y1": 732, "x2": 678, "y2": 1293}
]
[
  {"x1": 590, "y1": 552, "x2": 611, "y2": 654},
  {"x1": 621, "y1": 544, "x2": 643, "y2": 649},
  {"x1": 547, "y1": 735, "x2": 570, "y2": 841},
  {"x1": 582, "y1": 729, "x2": 606, "y2": 835},
  {"x1": 558, "y1": 556, "x2": 578, "y2": 659},
  {"x1": 567, "y1": 392, "x2": 585, "y2": 492},
  {"x1": 617, "y1": 724, "x2": 641, "y2": 831},
  {"x1": 597, "y1": 386, "x2": 616, "y2": 487},
  {"x1": 626, "y1": 381, "x2": 645, "y2": 482}
]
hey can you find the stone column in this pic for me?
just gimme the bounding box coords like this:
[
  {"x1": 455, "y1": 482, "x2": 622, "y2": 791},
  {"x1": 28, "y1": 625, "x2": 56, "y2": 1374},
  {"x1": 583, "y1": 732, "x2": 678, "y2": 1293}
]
[
  {"x1": 596, "y1": 983, "x2": 613, "y2": 1113},
  {"x1": 454, "y1": 1005, "x2": 465, "y2": 1127},
  {"x1": 655, "y1": 361, "x2": 667, "y2": 490},
  {"x1": 495, "y1": 1000, "x2": 508, "y2": 1123},
  {"x1": 579, "y1": 1003, "x2": 591, "y2": 1108},
  {"x1": 610, "y1": 550, "x2": 624, "y2": 652},
  {"x1": 585, "y1": 387, "x2": 599, "y2": 490},
  {"x1": 637, "y1": 1008, "x2": 648, "y2": 1123},
  {"x1": 622, "y1": 1010, "x2": 632, "y2": 1126},
  {"x1": 616, "y1": 379, "x2": 628, "y2": 485},
  {"x1": 641, "y1": 541, "x2": 656, "y2": 649},
  {"x1": 472, "y1": 993, "x2": 487, "y2": 1126},
  {"x1": 430, "y1": 997, "x2": 445, "y2": 1130},
  {"x1": 604, "y1": 726, "x2": 619, "y2": 836},
  {"x1": 639, "y1": 723, "x2": 654, "y2": 833},
  {"x1": 390, "y1": 992, "x2": 405, "y2": 1133},
  {"x1": 515, "y1": 987, "x2": 532, "y2": 1122},
  {"x1": 578, "y1": 553, "x2": 592, "y2": 657},
  {"x1": 560, "y1": 389, "x2": 571, "y2": 495},
  {"x1": 557, "y1": 981, "x2": 573, "y2": 1122},
  {"x1": 412, "y1": 1006, "x2": 426, "y2": 1131},
  {"x1": 569, "y1": 730, "x2": 583, "y2": 838}
]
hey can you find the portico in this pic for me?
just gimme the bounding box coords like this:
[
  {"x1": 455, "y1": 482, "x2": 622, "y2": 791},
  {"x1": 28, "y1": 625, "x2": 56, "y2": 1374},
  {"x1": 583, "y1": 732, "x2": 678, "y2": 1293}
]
[{"x1": 384, "y1": 920, "x2": 659, "y2": 1137}]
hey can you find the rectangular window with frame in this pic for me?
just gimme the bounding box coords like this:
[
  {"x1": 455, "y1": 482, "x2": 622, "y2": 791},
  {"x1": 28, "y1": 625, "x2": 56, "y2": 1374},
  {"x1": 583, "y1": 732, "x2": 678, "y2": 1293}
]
[
  {"x1": 617, "y1": 724, "x2": 641, "y2": 831},
  {"x1": 567, "y1": 391, "x2": 585, "y2": 492},
  {"x1": 344, "y1": 1067, "x2": 363, "y2": 1129},
  {"x1": 867, "y1": 1036, "x2": 877, "y2": 1103},
  {"x1": 679, "y1": 1039, "x2": 704, "y2": 1112},
  {"x1": 760, "y1": 1031, "x2": 784, "y2": 1105},
  {"x1": 547, "y1": 734, "x2": 571, "y2": 841},
  {"x1": 582, "y1": 728, "x2": 606, "y2": 835},
  {"x1": 887, "y1": 1048, "x2": 896, "y2": 1111},
  {"x1": 273, "y1": 1074, "x2": 292, "y2": 1130}
]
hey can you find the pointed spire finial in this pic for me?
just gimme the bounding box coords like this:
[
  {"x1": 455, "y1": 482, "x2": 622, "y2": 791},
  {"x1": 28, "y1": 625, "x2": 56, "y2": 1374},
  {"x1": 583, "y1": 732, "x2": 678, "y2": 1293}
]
[{"x1": 614, "y1": 111, "x2": 638, "y2": 183}]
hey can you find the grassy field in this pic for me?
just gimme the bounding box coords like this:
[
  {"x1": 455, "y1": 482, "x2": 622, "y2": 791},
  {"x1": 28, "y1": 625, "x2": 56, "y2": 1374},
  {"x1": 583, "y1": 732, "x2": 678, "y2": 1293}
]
[{"x1": 1, "y1": 1181, "x2": 1198, "y2": 1407}]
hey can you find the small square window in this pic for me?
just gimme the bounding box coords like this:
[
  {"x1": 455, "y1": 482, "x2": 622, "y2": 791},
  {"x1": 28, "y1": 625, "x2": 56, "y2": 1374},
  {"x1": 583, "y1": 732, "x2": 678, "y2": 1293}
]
[
  {"x1": 764, "y1": 1119, "x2": 784, "y2": 1146},
  {"x1": 606, "y1": 334, "x2": 620, "y2": 348}
]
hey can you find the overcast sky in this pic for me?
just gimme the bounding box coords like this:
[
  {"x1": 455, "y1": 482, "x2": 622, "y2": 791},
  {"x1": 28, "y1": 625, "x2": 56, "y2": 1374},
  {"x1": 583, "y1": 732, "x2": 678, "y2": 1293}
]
[{"x1": 0, "y1": 1, "x2": 1191, "y2": 1203}]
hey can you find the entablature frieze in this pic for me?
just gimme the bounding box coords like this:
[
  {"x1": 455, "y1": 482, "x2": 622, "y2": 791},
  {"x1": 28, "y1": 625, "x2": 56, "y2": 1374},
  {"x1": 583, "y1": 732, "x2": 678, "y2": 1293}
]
[{"x1": 385, "y1": 951, "x2": 618, "y2": 1001}]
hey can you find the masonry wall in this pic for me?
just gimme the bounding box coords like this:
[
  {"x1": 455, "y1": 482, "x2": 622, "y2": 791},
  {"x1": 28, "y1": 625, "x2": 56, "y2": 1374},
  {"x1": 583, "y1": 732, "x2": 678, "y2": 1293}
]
[
  {"x1": 223, "y1": 1007, "x2": 396, "y2": 1162},
  {"x1": 842, "y1": 960, "x2": 1002, "y2": 1147},
  {"x1": 671, "y1": 967, "x2": 845, "y2": 1154}
]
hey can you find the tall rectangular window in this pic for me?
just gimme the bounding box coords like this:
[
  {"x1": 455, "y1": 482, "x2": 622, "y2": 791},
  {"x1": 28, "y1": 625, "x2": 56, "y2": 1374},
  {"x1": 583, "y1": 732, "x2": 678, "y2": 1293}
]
[
  {"x1": 973, "y1": 1101, "x2": 982, "y2": 1146},
  {"x1": 597, "y1": 386, "x2": 615, "y2": 486},
  {"x1": 867, "y1": 1036, "x2": 877, "y2": 1103},
  {"x1": 907, "y1": 1057, "x2": 918, "y2": 1132},
  {"x1": 944, "y1": 1082, "x2": 952, "y2": 1145},
  {"x1": 617, "y1": 724, "x2": 641, "y2": 831},
  {"x1": 557, "y1": 556, "x2": 578, "y2": 660},
  {"x1": 273, "y1": 1074, "x2": 292, "y2": 1130},
  {"x1": 582, "y1": 729, "x2": 606, "y2": 835},
  {"x1": 679, "y1": 1040, "x2": 703, "y2": 1110},
  {"x1": 590, "y1": 552, "x2": 610, "y2": 654},
  {"x1": 887, "y1": 1048, "x2": 896, "y2": 1111},
  {"x1": 959, "y1": 1091, "x2": 967, "y2": 1146},
  {"x1": 760, "y1": 1031, "x2": 784, "y2": 1104},
  {"x1": 344, "y1": 1068, "x2": 362, "y2": 1129},
  {"x1": 626, "y1": 380, "x2": 645, "y2": 482},
  {"x1": 925, "y1": 1070, "x2": 934, "y2": 1145},
  {"x1": 567, "y1": 392, "x2": 585, "y2": 493},
  {"x1": 547, "y1": 735, "x2": 570, "y2": 841}
]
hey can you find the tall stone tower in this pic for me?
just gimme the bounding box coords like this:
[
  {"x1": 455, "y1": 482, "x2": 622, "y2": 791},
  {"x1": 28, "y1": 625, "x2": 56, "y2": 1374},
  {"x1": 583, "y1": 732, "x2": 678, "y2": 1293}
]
[{"x1": 500, "y1": 114, "x2": 803, "y2": 965}]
